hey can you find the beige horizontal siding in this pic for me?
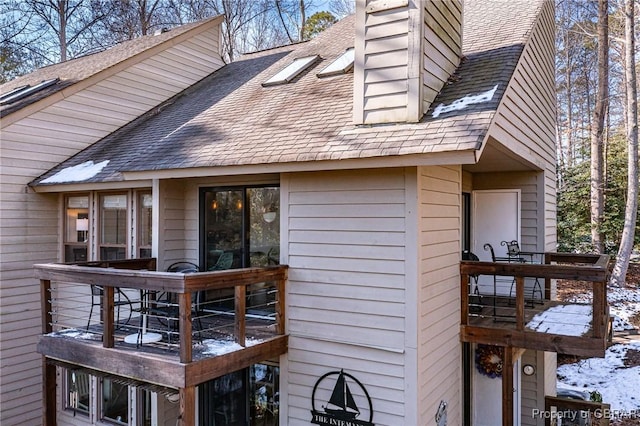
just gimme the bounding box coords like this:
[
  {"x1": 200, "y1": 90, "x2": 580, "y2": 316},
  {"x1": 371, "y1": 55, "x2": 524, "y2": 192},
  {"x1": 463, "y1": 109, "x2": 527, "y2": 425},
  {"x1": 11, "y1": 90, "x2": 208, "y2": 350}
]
[
  {"x1": 284, "y1": 168, "x2": 409, "y2": 425},
  {"x1": 417, "y1": 165, "x2": 462, "y2": 424},
  {"x1": 422, "y1": 0, "x2": 462, "y2": 110},
  {"x1": 0, "y1": 24, "x2": 223, "y2": 426}
]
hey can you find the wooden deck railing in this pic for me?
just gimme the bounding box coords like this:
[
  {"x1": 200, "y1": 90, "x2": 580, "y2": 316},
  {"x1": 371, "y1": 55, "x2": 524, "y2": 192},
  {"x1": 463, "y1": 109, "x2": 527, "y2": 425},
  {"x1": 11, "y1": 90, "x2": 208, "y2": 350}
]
[
  {"x1": 460, "y1": 253, "x2": 610, "y2": 357},
  {"x1": 544, "y1": 396, "x2": 611, "y2": 426},
  {"x1": 35, "y1": 258, "x2": 288, "y2": 364}
]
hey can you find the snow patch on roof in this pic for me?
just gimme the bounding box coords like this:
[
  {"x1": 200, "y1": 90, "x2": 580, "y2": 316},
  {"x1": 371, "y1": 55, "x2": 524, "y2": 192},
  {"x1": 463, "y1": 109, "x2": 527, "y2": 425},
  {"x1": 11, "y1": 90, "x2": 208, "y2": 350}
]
[
  {"x1": 432, "y1": 84, "x2": 498, "y2": 118},
  {"x1": 526, "y1": 304, "x2": 592, "y2": 336},
  {"x1": 41, "y1": 160, "x2": 109, "y2": 183}
]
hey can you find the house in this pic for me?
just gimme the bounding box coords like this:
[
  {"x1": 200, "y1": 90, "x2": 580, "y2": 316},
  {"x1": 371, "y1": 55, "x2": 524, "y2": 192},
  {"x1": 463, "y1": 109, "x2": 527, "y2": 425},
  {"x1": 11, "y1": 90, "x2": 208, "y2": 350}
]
[{"x1": 0, "y1": 0, "x2": 611, "y2": 425}]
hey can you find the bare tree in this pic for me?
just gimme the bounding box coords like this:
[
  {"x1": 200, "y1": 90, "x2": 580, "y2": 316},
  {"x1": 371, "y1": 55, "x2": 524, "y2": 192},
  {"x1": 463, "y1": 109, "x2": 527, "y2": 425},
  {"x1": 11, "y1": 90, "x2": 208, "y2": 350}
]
[
  {"x1": 274, "y1": 0, "x2": 315, "y2": 43},
  {"x1": 20, "y1": 0, "x2": 106, "y2": 62},
  {"x1": 94, "y1": 0, "x2": 165, "y2": 43},
  {"x1": 590, "y1": 0, "x2": 608, "y2": 253},
  {"x1": 610, "y1": 0, "x2": 638, "y2": 286},
  {"x1": 329, "y1": 0, "x2": 354, "y2": 18}
]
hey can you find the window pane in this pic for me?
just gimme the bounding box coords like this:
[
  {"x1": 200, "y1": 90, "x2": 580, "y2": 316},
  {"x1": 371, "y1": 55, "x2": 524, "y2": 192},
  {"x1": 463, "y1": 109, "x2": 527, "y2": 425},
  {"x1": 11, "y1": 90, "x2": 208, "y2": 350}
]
[
  {"x1": 198, "y1": 370, "x2": 247, "y2": 426},
  {"x1": 250, "y1": 364, "x2": 279, "y2": 425},
  {"x1": 248, "y1": 187, "x2": 279, "y2": 267},
  {"x1": 102, "y1": 378, "x2": 128, "y2": 424},
  {"x1": 66, "y1": 370, "x2": 90, "y2": 415},
  {"x1": 101, "y1": 195, "x2": 127, "y2": 245},
  {"x1": 204, "y1": 190, "x2": 244, "y2": 271},
  {"x1": 65, "y1": 195, "x2": 89, "y2": 262},
  {"x1": 138, "y1": 193, "x2": 152, "y2": 249}
]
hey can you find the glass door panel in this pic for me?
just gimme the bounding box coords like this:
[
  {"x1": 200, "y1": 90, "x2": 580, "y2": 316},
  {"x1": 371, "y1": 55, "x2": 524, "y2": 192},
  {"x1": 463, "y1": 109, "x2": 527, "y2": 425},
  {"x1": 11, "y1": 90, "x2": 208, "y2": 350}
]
[
  {"x1": 204, "y1": 189, "x2": 244, "y2": 271},
  {"x1": 248, "y1": 187, "x2": 280, "y2": 267}
]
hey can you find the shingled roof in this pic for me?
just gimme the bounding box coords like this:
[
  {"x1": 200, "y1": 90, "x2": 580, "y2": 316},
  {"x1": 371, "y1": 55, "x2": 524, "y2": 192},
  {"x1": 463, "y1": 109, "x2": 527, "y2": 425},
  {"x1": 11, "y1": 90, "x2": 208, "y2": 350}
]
[
  {"x1": 0, "y1": 17, "x2": 221, "y2": 118},
  {"x1": 31, "y1": 0, "x2": 545, "y2": 187}
]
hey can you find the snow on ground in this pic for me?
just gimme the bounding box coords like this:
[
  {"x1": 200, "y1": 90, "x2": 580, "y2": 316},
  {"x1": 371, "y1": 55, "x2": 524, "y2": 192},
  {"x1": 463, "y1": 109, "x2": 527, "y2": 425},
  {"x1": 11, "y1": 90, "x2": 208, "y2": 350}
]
[
  {"x1": 556, "y1": 281, "x2": 640, "y2": 421},
  {"x1": 557, "y1": 341, "x2": 640, "y2": 412},
  {"x1": 562, "y1": 287, "x2": 640, "y2": 332}
]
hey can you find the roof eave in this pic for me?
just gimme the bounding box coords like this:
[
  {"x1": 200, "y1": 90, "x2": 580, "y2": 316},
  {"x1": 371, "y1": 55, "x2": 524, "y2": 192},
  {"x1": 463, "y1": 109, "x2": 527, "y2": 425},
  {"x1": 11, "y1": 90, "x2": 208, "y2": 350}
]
[{"x1": 1, "y1": 15, "x2": 224, "y2": 126}]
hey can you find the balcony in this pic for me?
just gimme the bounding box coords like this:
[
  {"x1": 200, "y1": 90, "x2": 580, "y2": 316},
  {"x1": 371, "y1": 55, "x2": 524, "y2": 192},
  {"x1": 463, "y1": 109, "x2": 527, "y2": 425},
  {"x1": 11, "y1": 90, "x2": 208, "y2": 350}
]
[
  {"x1": 36, "y1": 258, "x2": 288, "y2": 391},
  {"x1": 460, "y1": 253, "x2": 611, "y2": 357}
]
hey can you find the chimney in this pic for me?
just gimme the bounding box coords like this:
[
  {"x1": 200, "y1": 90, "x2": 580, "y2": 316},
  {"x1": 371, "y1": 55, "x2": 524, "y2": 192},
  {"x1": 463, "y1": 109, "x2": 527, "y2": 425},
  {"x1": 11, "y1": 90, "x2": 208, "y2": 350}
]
[{"x1": 353, "y1": 0, "x2": 463, "y2": 124}]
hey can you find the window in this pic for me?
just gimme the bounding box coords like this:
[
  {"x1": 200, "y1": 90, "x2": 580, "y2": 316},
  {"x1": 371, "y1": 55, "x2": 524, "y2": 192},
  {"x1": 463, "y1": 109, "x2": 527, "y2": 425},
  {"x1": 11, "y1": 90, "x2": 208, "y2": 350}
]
[
  {"x1": 65, "y1": 370, "x2": 90, "y2": 416},
  {"x1": 317, "y1": 48, "x2": 355, "y2": 77},
  {"x1": 101, "y1": 378, "x2": 129, "y2": 424},
  {"x1": 201, "y1": 186, "x2": 279, "y2": 271},
  {"x1": 262, "y1": 55, "x2": 320, "y2": 86},
  {"x1": 64, "y1": 195, "x2": 89, "y2": 262},
  {"x1": 137, "y1": 388, "x2": 152, "y2": 426},
  {"x1": 99, "y1": 194, "x2": 128, "y2": 260},
  {"x1": 138, "y1": 192, "x2": 152, "y2": 258},
  {"x1": 197, "y1": 363, "x2": 279, "y2": 426}
]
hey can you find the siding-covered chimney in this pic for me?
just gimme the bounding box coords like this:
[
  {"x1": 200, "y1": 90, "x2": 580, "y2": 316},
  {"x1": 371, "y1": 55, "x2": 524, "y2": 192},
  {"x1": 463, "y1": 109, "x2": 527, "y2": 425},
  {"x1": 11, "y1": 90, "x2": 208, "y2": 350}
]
[{"x1": 353, "y1": 0, "x2": 462, "y2": 124}]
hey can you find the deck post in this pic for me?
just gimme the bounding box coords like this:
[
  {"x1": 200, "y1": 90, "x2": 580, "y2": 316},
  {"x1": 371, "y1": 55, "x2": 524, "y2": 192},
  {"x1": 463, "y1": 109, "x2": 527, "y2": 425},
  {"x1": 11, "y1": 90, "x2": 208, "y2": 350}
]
[
  {"x1": 178, "y1": 386, "x2": 196, "y2": 426},
  {"x1": 461, "y1": 273, "x2": 469, "y2": 326},
  {"x1": 41, "y1": 279, "x2": 56, "y2": 426},
  {"x1": 235, "y1": 285, "x2": 246, "y2": 346},
  {"x1": 502, "y1": 346, "x2": 514, "y2": 426},
  {"x1": 593, "y1": 281, "x2": 605, "y2": 339}
]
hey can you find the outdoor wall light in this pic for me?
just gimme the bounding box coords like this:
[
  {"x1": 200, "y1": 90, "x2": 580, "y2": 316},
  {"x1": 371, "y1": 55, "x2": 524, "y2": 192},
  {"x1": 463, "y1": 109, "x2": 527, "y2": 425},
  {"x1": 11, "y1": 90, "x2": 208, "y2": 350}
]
[{"x1": 523, "y1": 364, "x2": 536, "y2": 376}]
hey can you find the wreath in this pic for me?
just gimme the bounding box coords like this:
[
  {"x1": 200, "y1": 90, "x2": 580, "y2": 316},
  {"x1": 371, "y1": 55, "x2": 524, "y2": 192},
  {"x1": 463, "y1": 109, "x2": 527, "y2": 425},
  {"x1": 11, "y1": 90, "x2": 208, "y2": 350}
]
[{"x1": 475, "y1": 344, "x2": 504, "y2": 378}]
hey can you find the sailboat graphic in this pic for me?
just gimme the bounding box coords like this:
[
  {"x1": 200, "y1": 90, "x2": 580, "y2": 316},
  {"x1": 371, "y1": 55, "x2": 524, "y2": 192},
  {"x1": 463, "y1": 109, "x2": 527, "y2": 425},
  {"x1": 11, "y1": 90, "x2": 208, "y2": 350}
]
[{"x1": 323, "y1": 370, "x2": 360, "y2": 420}]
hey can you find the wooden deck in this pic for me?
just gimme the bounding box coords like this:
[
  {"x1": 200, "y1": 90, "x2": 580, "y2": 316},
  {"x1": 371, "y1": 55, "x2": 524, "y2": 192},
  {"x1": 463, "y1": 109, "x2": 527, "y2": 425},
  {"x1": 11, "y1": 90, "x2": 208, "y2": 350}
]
[
  {"x1": 460, "y1": 253, "x2": 611, "y2": 357},
  {"x1": 35, "y1": 258, "x2": 289, "y2": 424}
]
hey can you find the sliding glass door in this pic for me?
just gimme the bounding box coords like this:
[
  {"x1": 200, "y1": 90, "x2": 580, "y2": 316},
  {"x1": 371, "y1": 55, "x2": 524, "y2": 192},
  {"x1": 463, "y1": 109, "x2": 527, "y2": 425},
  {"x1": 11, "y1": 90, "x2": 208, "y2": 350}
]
[{"x1": 201, "y1": 186, "x2": 279, "y2": 271}]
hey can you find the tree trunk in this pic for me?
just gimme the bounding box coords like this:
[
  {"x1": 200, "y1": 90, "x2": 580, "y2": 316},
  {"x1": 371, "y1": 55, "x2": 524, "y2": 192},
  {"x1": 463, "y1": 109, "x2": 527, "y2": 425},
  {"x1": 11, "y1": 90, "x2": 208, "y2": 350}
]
[
  {"x1": 610, "y1": 0, "x2": 638, "y2": 287},
  {"x1": 564, "y1": 5, "x2": 573, "y2": 167},
  {"x1": 298, "y1": 0, "x2": 306, "y2": 41},
  {"x1": 590, "y1": 0, "x2": 608, "y2": 254},
  {"x1": 57, "y1": 0, "x2": 67, "y2": 62}
]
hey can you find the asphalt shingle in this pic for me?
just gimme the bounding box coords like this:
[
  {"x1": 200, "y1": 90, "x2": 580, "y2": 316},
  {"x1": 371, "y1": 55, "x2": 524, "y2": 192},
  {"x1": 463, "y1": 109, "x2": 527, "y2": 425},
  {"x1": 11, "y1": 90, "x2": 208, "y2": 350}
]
[{"x1": 30, "y1": 0, "x2": 545, "y2": 186}]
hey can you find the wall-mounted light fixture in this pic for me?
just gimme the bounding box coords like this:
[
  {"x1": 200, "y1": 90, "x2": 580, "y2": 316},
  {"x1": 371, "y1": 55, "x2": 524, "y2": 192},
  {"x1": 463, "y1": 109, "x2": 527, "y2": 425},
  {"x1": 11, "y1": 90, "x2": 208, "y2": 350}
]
[
  {"x1": 263, "y1": 212, "x2": 277, "y2": 223},
  {"x1": 523, "y1": 364, "x2": 536, "y2": 376}
]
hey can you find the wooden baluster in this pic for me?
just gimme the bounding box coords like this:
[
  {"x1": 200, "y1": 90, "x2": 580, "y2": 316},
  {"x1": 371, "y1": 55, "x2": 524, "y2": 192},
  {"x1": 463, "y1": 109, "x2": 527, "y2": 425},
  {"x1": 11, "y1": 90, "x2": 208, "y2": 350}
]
[
  {"x1": 103, "y1": 286, "x2": 114, "y2": 348},
  {"x1": 179, "y1": 292, "x2": 192, "y2": 363},
  {"x1": 235, "y1": 286, "x2": 246, "y2": 347},
  {"x1": 276, "y1": 276, "x2": 286, "y2": 334},
  {"x1": 515, "y1": 277, "x2": 525, "y2": 331}
]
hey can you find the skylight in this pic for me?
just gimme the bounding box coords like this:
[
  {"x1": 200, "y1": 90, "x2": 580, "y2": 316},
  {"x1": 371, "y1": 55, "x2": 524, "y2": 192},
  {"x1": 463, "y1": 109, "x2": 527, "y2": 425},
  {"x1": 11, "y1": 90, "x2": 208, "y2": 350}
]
[
  {"x1": 262, "y1": 55, "x2": 320, "y2": 86},
  {"x1": 0, "y1": 85, "x2": 29, "y2": 103},
  {"x1": 0, "y1": 78, "x2": 59, "y2": 105},
  {"x1": 317, "y1": 48, "x2": 355, "y2": 77}
]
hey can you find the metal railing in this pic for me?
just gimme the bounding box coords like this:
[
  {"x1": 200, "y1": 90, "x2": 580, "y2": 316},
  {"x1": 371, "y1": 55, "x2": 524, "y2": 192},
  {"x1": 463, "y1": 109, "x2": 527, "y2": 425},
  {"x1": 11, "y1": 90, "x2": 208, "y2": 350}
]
[
  {"x1": 460, "y1": 253, "x2": 611, "y2": 356},
  {"x1": 36, "y1": 258, "x2": 288, "y2": 364}
]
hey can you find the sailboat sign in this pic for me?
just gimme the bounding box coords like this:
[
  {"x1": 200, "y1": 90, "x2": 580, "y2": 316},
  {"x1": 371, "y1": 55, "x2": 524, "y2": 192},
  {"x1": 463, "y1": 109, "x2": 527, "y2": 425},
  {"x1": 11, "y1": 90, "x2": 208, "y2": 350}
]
[{"x1": 310, "y1": 370, "x2": 374, "y2": 426}]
